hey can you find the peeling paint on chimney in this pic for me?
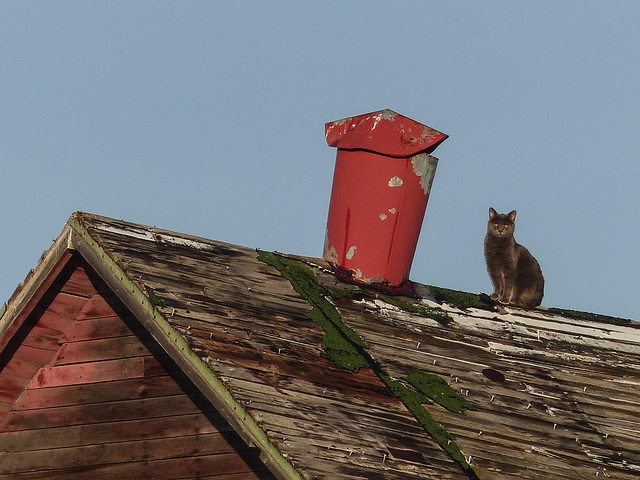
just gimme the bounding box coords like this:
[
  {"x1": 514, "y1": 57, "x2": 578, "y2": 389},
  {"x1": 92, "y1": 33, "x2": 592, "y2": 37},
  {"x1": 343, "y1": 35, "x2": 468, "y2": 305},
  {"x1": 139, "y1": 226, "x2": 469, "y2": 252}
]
[
  {"x1": 372, "y1": 109, "x2": 397, "y2": 130},
  {"x1": 324, "y1": 241, "x2": 339, "y2": 264},
  {"x1": 388, "y1": 176, "x2": 404, "y2": 187},
  {"x1": 324, "y1": 109, "x2": 447, "y2": 292},
  {"x1": 380, "y1": 109, "x2": 397, "y2": 121},
  {"x1": 380, "y1": 208, "x2": 397, "y2": 221},
  {"x1": 411, "y1": 153, "x2": 438, "y2": 196}
]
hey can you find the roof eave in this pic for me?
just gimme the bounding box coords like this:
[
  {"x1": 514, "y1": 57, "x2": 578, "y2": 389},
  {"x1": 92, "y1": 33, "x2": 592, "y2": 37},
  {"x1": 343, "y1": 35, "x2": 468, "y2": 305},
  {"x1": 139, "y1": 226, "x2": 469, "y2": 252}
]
[{"x1": 0, "y1": 223, "x2": 76, "y2": 353}]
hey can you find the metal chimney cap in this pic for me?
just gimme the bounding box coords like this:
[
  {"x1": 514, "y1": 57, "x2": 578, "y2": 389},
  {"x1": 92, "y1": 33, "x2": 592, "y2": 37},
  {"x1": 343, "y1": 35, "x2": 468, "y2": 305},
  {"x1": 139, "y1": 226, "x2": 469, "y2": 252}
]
[{"x1": 325, "y1": 109, "x2": 448, "y2": 158}]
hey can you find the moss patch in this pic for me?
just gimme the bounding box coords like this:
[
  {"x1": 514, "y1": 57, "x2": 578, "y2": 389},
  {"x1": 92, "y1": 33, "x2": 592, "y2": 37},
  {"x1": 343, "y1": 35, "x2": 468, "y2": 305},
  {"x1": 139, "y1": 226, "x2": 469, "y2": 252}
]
[
  {"x1": 324, "y1": 285, "x2": 372, "y2": 301},
  {"x1": 382, "y1": 373, "x2": 472, "y2": 471},
  {"x1": 305, "y1": 306, "x2": 371, "y2": 372},
  {"x1": 325, "y1": 284, "x2": 452, "y2": 326},
  {"x1": 258, "y1": 252, "x2": 370, "y2": 372},
  {"x1": 547, "y1": 307, "x2": 637, "y2": 328},
  {"x1": 382, "y1": 296, "x2": 453, "y2": 326},
  {"x1": 145, "y1": 285, "x2": 166, "y2": 308},
  {"x1": 428, "y1": 285, "x2": 493, "y2": 311},
  {"x1": 258, "y1": 251, "x2": 479, "y2": 479},
  {"x1": 405, "y1": 372, "x2": 474, "y2": 414},
  {"x1": 428, "y1": 286, "x2": 637, "y2": 329}
]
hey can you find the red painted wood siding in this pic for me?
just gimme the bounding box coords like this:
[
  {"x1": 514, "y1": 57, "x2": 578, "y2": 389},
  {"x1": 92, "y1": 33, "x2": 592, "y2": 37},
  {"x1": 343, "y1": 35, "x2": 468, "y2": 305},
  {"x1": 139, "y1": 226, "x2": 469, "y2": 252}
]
[{"x1": 0, "y1": 255, "x2": 276, "y2": 479}]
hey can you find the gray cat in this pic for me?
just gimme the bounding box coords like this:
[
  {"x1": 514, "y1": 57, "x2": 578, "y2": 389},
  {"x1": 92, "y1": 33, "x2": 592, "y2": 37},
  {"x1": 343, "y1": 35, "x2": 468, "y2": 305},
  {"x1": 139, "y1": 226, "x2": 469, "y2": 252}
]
[{"x1": 484, "y1": 208, "x2": 544, "y2": 307}]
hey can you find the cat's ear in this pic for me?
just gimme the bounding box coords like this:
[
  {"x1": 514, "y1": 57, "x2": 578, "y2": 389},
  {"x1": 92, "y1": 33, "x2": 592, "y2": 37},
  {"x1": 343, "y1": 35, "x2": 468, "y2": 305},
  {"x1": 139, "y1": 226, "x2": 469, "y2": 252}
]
[
  {"x1": 508, "y1": 210, "x2": 517, "y2": 222},
  {"x1": 489, "y1": 207, "x2": 497, "y2": 219}
]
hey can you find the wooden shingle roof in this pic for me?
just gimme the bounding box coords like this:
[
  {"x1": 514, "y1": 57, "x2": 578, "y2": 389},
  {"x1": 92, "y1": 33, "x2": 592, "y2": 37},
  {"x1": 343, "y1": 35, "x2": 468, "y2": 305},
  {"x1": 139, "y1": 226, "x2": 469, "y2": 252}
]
[{"x1": 1, "y1": 212, "x2": 639, "y2": 479}]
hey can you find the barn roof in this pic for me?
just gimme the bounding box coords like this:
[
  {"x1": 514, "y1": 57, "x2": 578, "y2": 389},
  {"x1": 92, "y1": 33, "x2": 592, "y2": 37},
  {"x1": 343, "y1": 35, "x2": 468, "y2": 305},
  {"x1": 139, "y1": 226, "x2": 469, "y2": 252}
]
[{"x1": 1, "y1": 212, "x2": 639, "y2": 479}]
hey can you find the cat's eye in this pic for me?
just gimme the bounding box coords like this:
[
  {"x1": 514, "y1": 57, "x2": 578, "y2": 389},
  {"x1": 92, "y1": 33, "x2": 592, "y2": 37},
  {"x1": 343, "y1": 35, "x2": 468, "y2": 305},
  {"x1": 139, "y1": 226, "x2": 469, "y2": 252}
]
[{"x1": 493, "y1": 223, "x2": 499, "y2": 227}]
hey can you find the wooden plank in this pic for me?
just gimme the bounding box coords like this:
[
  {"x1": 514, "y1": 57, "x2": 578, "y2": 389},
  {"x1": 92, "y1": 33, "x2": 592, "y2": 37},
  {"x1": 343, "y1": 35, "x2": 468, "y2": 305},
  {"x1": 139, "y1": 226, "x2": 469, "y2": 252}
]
[
  {"x1": 2, "y1": 393, "x2": 216, "y2": 431},
  {"x1": 76, "y1": 230, "x2": 450, "y2": 479},
  {"x1": 67, "y1": 214, "x2": 640, "y2": 480},
  {"x1": 0, "y1": 451, "x2": 274, "y2": 480},
  {"x1": 142, "y1": 353, "x2": 188, "y2": 377},
  {"x1": 25, "y1": 357, "x2": 146, "y2": 389},
  {"x1": 199, "y1": 473, "x2": 276, "y2": 480},
  {"x1": 274, "y1": 455, "x2": 453, "y2": 480},
  {"x1": 198, "y1": 343, "x2": 393, "y2": 407},
  {"x1": 74, "y1": 293, "x2": 122, "y2": 320},
  {"x1": 57, "y1": 264, "x2": 98, "y2": 298},
  {"x1": 245, "y1": 392, "x2": 432, "y2": 449},
  {"x1": 53, "y1": 336, "x2": 157, "y2": 365},
  {"x1": 42, "y1": 291, "x2": 90, "y2": 318},
  {"x1": 0, "y1": 436, "x2": 263, "y2": 475},
  {"x1": 21, "y1": 311, "x2": 77, "y2": 351},
  {"x1": 0, "y1": 375, "x2": 29, "y2": 404},
  {"x1": 1, "y1": 468, "x2": 273, "y2": 480},
  {"x1": 96, "y1": 236, "x2": 309, "y2": 318},
  {"x1": 12, "y1": 374, "x2": 197, "y2": 410},
  {"x1": 0, "y1": 414, "x2": 238, "y2": 452},
  {"x1": 207, "y1": 352, "x2": 390, "y2": 404},
  {"x1": 0, "y1": 344, "x2": 53, "y2": 378},
  {"x1": 168, "y1": 311, "x2": 323, "y2": 354},
  {"x1": 59, "y1": 315, "x2": 140, "y2": 342},
  {"x1": 445, "y1": 425, "x2": 621, "y2": 480},
  {"x1": 0, "y1": 341, "x2": 55, "y2": 416}
]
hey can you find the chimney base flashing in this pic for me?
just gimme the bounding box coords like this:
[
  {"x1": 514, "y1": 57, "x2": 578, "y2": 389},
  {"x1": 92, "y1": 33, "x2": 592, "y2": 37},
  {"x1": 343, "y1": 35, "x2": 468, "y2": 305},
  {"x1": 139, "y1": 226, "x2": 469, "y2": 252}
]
[{"x1": 329, "y1": 263, "x2": 419, "y2": 298}]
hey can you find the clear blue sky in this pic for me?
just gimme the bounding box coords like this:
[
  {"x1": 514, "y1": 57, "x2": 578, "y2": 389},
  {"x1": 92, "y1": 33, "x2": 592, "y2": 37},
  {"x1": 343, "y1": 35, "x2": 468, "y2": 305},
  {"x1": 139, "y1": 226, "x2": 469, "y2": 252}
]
[{"x1": 1, "y1": 2, "x2": 639, "y2": 320}]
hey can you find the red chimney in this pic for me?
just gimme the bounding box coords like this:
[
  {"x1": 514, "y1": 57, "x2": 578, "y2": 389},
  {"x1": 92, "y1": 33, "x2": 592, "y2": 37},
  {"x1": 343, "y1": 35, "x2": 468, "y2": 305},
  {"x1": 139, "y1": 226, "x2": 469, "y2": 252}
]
[{"x1": 323, "y1": 109, "x2": 447, "y2": 295}]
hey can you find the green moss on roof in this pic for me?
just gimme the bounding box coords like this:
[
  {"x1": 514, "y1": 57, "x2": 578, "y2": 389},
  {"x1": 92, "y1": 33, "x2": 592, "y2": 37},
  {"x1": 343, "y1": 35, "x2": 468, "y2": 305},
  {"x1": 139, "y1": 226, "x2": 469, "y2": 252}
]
[
  {"x1": 145, "y1": 285, "x2": 167, "y2": 309},
  {"x1": 323, "y1": 285, "x2": 370, "y2": 301},
  {"x1": 258, "y1": 251, "x2": 480, "y2": 480},
  {"x1": 324, "y1": 284, "x2": 452, "y2": 326},
  {"x1": 305, "y1": 306, "x2": 371, "y2": 372},
  {"x1": 382, "y1": 296, "x2": 453, "y2": 326},
  {"x1": 405, "y1": 372, "x2": 475, "y2": 414},
  {"x1": 383, "y1": 373, "x2": 471, "y2": 471},
  {"x1": 257, "y1": 251, "x2": 370, "y2": 372},
  {"x1": 428, "y1": 285, "x2": 637, "y2": 328},
  {"x1": 428, "y1": 285, "x2": 491, "y2": 311},
  {"x1": 547, "y1": 307, "x2": 637, "y2": 327}
]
